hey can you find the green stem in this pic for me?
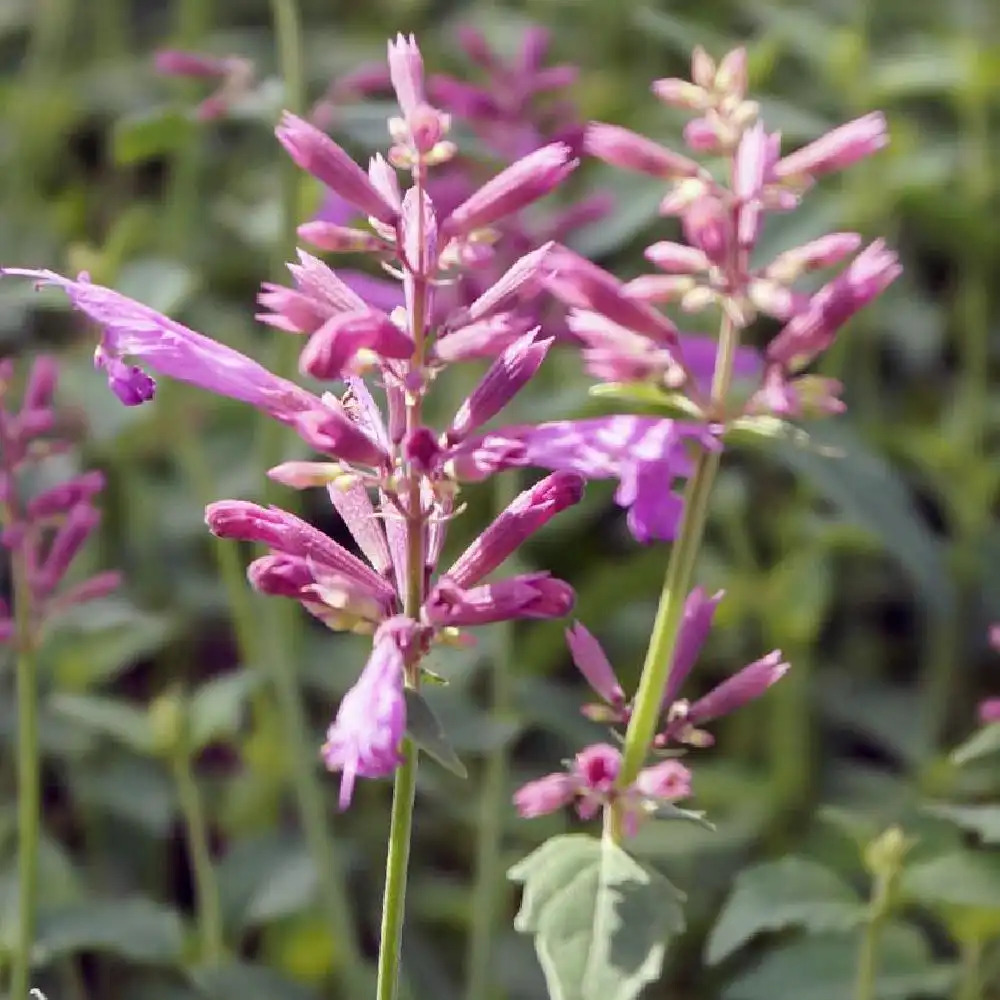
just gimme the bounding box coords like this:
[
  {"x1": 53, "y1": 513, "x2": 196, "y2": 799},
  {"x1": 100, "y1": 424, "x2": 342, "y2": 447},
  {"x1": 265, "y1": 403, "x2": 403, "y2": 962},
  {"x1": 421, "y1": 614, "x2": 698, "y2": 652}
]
[
  {"x1": 954, "y1": 937, "x2": 983, "y2": 1000},
  {"x1": 377, "y1": 740, "x2": 419, "y2": 1000},
  {"x1": 172, "y1": 745, "x2": 225, "y2": 964},
  {"x1": 609, "y1": 313, "x2": 739, "y2": 840},
  {"x1": 465, "y1": 473, "x2": 519, "y2": 1000},
  {"x1": 11, "y1": 547, "x2": 40, "y2": 1000},
  {"x1": 854, "y1": 872, "x2": 891, "y2": 1000}
]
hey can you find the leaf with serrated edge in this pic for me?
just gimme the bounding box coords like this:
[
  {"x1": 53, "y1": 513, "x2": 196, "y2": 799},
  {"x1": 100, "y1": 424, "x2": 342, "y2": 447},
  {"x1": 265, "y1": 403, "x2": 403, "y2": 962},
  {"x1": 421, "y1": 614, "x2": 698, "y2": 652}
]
[
  {"x1": 509, "y1": 834, "x2": 685, "y2": 1000},
  {"x1": 404, "y1": 689, "x2": 467, "y2": 778},
  {"x1": 706, "y1": 857, "x2": 864, "y2": 965}
]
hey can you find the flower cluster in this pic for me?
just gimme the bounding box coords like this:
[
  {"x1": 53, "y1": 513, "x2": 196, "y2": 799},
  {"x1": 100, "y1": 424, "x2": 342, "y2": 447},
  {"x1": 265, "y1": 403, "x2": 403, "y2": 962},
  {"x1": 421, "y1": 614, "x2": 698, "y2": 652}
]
[
  {"x1": 0, "y1": 356, "x2": 120, "y2": 644},
  {"x1": 515, "y1": 589, "x2": 787, "y2": 835},
  {"x1": 2, "y1": 35, "x2": 898, "y2": 817},
  {"x1": 546, "y1": 45, "x2": 899, "y2": 425}
]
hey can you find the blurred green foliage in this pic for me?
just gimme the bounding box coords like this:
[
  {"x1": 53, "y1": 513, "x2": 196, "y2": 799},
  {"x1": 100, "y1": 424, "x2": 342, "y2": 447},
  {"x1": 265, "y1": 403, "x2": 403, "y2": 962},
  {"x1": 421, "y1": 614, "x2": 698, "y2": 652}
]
[{"x1": 1, "y1": 0, "x2": 999, "y2": 997}]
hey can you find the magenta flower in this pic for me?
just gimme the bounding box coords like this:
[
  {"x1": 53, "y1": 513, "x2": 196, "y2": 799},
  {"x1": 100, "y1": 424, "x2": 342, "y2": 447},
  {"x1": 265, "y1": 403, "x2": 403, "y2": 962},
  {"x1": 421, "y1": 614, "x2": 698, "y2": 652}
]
[
  {"x1": 322, "y1": 617, "x2": 410, "y2": 808},
  {"x1": 514, "y1": 742, "x2": 694, "y2": 837},
  {"x1": 0, "y1": 356, "x2": 121, "y2": 643},
  {"x1": 447, "y1": 415, "x2": 718, "y2": 542}
]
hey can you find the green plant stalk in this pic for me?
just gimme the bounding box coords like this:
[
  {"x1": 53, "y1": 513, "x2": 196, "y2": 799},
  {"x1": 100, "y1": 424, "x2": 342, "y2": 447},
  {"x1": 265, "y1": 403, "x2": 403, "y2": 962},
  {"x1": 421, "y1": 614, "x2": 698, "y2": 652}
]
[
  {"x1": 11, "y1": 546, "x2": 40, "y2": 1000},
  {"x1": 172, "y1": 745, "x2": 225, "y2": 963},
  {"x1": 955, "y1": 937, "x2": 983, "y2": 1000},
  {"x1": 608, "y1": 314, "x2": 739, "y2": 841},
  {"x1": 853, "y1": 869, "x2": 892, "y2": 1000},
  {"x1": 465, "y1": 473, "x2": 520, "y2": 1000}
]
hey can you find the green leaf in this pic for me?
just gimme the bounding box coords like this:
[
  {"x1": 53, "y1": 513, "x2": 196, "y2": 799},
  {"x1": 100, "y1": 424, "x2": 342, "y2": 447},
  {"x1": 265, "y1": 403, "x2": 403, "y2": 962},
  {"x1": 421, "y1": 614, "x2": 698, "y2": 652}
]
[
  {"x1": 951, "y1": 723, "x2": 1000, "y2": 766},
  {"x1": 218, "y1": 835, "x2": 319, "y2": 932},
  {"x1": 188, "y1": 961, "x2": 317, "y2": 1000},
  {"x1": 36, "y1": 898, "x2": 184, "y2": 963},
  {"x1": 113, "y1": 107, "x2": 195, "y2": 165},
  {"x1": 188, "y1": 670, "x2": 260, "y2": 751},
  {"x1": 404, "y1": 689, "x2": 467, "y2": 778},
  {"x1": 706, "y1": 857, "x2": 864, "y2": 965},
  {"x1": 722, "y1": 926, "x2": 955, "y2": 1000},
  {"x1": 902, "y1": 850, "x2": 1000, "y2": 912},
  {"x1": 588, "y1": 382, "x2": 704, "y2": 419},
  {"x1": 49, "y1": 692, "x2": 154, "y2": 754},
  {"x1": 651, "y1": 803, "x2": 716, "y2": 831},
  {"x1": 509, "y1": 834, "x2": 685, "y2": 1000},
  {"x1": 769, "y1": 421, "x2": 955, "y2": 619},
  {"x1": 923, "y1": 803, "x2": 1000, "y2": 845}
]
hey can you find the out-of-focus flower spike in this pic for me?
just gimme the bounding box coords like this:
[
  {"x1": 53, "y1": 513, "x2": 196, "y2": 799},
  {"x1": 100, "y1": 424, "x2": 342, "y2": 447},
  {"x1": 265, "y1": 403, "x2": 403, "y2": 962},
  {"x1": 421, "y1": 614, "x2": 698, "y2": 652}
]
[
  {"x1": 22, "y1": 356, "x2": 59, "y2": 411},
  {"x1": 634, "y1": 759, "x2": 692, "y2": 802},
  {"x1": 441, "y1": 143, "x2": 577, "y2": 238},
  {"x1": 645, "y1": 241, "x2": 711, "y2": 274},
  {"x1": 445, "y1": 471, "x2": 584, "y2": 589},
  {"x1": 774, "y1": 112, "x2": 888, "y2": 182},
  {"x1": 584, "y1": 123, "x2": 702, "y2": 179},
  {"x1": 566, "y1": 621, "x2": 624, "y2": 707},
  {"x1": 267, "y1": 461, "x2": 347, "y2": 489},
  {"x1": 26, "y1": 471, "x2": 105, "y2": 520},
  {"x1": 276, "y1": 112, "x2": 398, "y2": 225},
  {"x1": 47, "y1": 570, "x2": 122, "y2": 612},
  {"x1": 296, "y1": 222, "x2": 387, "y2": 253},
  {"x1": 447, "y1": 331, "x2": 553, "y2": 443},
  {"x1": 979, "y1": 700, "x2": 1000, "y2": 725},
  {"x1": 652, "y1": 76, "x2": 709, "y2": 111},
  {"x1": 543, "y1": 245, "x2": 680, "y2": 345},
  {"x1": 691, "y1": 46, "x2": 716, "y2": 89},
  {"x1": 715, "y1": 47, "x2": 748, "y2": 98},
  {"x1": 37, "y1": 504, "x2": 101, "y2": 592}
]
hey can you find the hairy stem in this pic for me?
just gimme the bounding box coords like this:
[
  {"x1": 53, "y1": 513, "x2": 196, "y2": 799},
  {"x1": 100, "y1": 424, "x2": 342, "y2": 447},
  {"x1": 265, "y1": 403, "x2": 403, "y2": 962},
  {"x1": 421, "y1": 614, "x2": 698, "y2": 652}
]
[
  {"x1": 465, "y1": 472, "x2": 519, "y2": 1000},
  {"x1": 377, "y1": 161, "x2": 431, "y2": 1000},
  {"x1": 172, "y1": 744, "x2": 225, "y2": 964},
  {"x1": 11, "y1": 544, "x2": 40, "y2": 1000},
  {"x1": 609, "y1": 312, "x2": 739, "y2": 839}
]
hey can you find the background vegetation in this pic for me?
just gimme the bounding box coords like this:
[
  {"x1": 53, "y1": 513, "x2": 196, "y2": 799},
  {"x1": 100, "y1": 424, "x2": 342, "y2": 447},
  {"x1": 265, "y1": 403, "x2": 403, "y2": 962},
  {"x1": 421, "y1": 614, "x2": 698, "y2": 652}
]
[{"x1": 1, "y1": 0, "x2": 999, "y2": 998}]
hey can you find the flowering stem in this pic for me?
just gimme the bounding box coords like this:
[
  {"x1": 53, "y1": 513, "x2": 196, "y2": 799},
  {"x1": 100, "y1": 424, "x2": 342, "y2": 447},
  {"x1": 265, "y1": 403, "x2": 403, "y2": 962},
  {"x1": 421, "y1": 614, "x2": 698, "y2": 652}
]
[
  {"x1": 171, "y1": 742, "x2": 225, "y2": 964},
  {"x1": 954, "y1": 937, "x2": 983, "y2": 1000},
  {"x1": 610, "y1": 313, "x2": 739, "y2": 839},
  {"x1": 465, "y1": 472, "x2": 519, "y2": 1000},
  {"x1": 377, "y1": 164, "x2": 431, "y2": 1000},
  {"x1": 10, "y1": 544, "x2": 40, "y2": 1000}
]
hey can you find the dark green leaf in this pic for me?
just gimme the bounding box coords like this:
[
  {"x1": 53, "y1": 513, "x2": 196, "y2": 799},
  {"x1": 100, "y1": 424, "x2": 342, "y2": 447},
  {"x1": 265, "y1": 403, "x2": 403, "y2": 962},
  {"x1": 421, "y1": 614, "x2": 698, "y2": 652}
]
[
  {"x1": 722, "y1": 926, "x2": 955, "y2": 1000},
  {"x1": 405, "y1": 689, "x2": 468, "y2": 778},
  {"x1": 902, "y1": 851, "x2": 1000, "y2": 911},
  {"x1": 49, "y1": 693, "x2": 154, "y2": 755},
  {"x1": 509, "y1": 834, "x2": 685, "y2": 1000},
  {"x1": 188, "y1": 961, "x2": 317, "y2": 1000},
  {"x1": 188, "y1": 669, "x2": 260, "y2": 751},
  {"x1": 113, "y1": 108, "x2": 195, "y2": 165},
  {"x1": 36, "y1": 898, "x2": 184, "y2": 963},
  {"x1": 706, "y1": 857, "x2": 864, "y2": 965},
  {"x1": 923, "y1": 803, "x2": 1000, "y2": 845}
]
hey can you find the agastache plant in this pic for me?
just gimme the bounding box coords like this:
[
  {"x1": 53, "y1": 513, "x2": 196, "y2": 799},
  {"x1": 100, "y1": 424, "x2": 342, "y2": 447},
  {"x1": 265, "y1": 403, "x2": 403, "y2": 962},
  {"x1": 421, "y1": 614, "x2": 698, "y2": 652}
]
[
  {"x1": 3, "y1": 33, "x2": 593, "y2": 1000},
  {"x1": 0, "y1": 356, "x2": 120, "y2": 1000},
  {"x1": 2, "y1": 34, "x2": 901, "y2": 1000}
]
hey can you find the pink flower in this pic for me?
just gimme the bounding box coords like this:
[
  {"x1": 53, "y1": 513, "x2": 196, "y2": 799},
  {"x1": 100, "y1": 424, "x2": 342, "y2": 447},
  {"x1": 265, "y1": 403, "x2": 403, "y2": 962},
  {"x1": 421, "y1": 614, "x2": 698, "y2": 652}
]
[
  {"x1": 322, "y1": 618, "x2": 411, "y2": 807},
  {"x1": 424, "y1": 573, "x2": 574, "y2": 627},
  {"x1": 513, "y1": 773, "x2": 576, "y2": 818},
  {"x1": 445, "y1": 471, "x2": 585, "y2": 588},
  {"x1": 441, "y1": 143, "x2": 577, "y2": 237},
  {"x1": 585, "y1": 123, "x2": 701, "y2": 179},
  {"x1": 566, "y1": 621, "x2": 625, "y2": 709},
  {"x1": 774, "y1": 112, "x2": 888, "y2": 182},
  {"x1": 275, "y1": 112, "x2": 399, "y2": 225}
]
